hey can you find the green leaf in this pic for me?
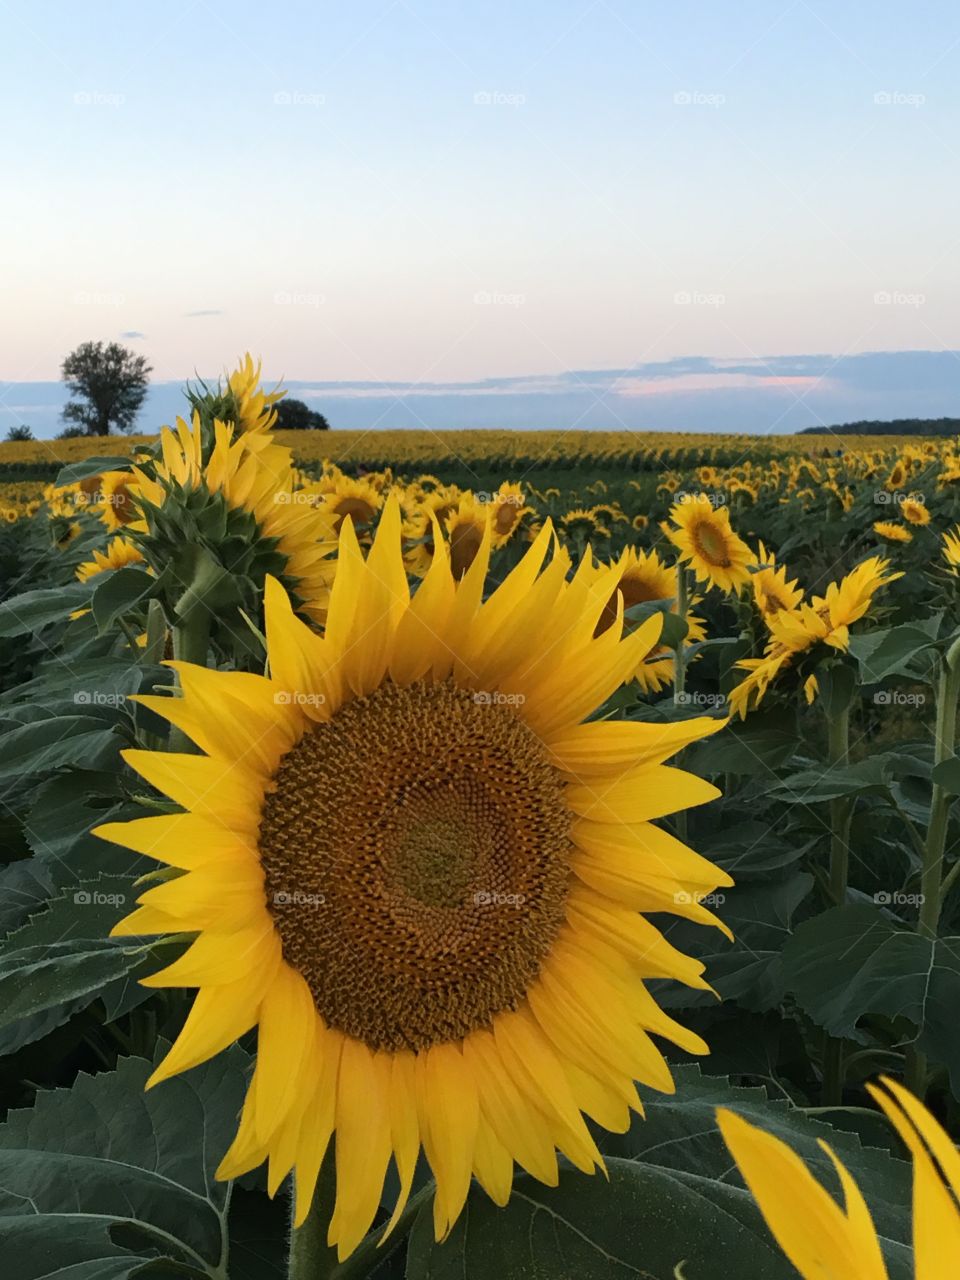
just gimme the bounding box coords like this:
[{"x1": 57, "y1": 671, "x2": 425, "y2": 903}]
[
  {"x1": 0, "y1": 1043, "x2": 250, "y2": 1278},
  {"x1": 767, "y1": 755, "x2": 890, "y2": 803},
  {"x1": 684, "y1": 715, "x2": 796, "y2": 776},
  {"x1": 0, "y1": 583, "x2": 93, "y2": 637},
  {"x1": 932, "y1": 756, "x2": 960, "y2": 796},
  {"x1": 783, "y1": 904, "x2": 960, "y2": 1093},
  {"x1": 54, "y1": 455, "x2": 134, "y2": 487},
  {"x1": 848, "y1": 624, "x2": 938, "y2": 683},
  {"x1": 0, "y1": 715, "x2": 120, "y2": 780},
  {"x1": 91, "y1": 567, "x2": 157, "y2": 635}
]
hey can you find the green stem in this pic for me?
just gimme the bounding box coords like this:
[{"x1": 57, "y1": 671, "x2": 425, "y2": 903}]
[
  {"x1": 905, "y1": 633, "x2": 960, "y2": 1097},
  {"x1": 822, "y1": 701, "x2": 851, "y2": 1106},
  {"x1": 168, "y1": 607, "x2": 211, "y2": 752},
  {"x1": 674, "y1": 566, "x2": 690, "y2": 843},
  {"x1": 142, "y1": 598, "x2": 167, "y2": 666}
]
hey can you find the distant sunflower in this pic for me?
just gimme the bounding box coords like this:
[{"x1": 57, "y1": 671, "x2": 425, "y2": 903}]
[
  {"x1": 750, "y1": 543, "x2": 804, "y2": 619},
  {"x1": 632, "y1": 515, "x2": 649, "y2": 532},
  {"x1": 593, "y1": 547, "x2": 706, "y2": 694},
  {"x1": 873, "y1": 520, "x2": 912, "y2": 543},
  {"x1": 98, "y1": 471, "x2": 142, "y2": 532},
  {"x1": 488, "y1": 482, "x2": 531, "y2": 546},
  {"x1": 308, "y1": 475, "x2": 384, "y2": 535},
  {"x1": 665, "y1": 496, "x2": 752, "y2": 595},
  {"x1": 562, "y1": 507, "x2": 605, "y2": 540},
  {"x1": 445, "y1": 494, "x2": 491, "y2": 578},
  {"x1": 228, "y1": 353, "x2": 285, "y2": 438},
  {"x1": 900, "y1": 498, "x2": 929, "y2": 527},
  {"x1": 96, "y1": 505, "x2": 729, "y2": 1260},
  {"x1": 76, "y1": 537, "x2": 145, "y2": 583},
  {"x1": 719, "y1": 1076, "x2": 960, "y2": 1280}
]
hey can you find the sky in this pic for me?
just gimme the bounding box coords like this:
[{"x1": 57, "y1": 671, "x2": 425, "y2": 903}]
[{"x1": 3, "y1": 1, "x2": 960, "y2": 434}]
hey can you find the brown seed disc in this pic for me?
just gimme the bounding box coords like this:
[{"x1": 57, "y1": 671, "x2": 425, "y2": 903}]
[{"x1": 259, "y1": 678, "x2": 571, "y2": 1051}]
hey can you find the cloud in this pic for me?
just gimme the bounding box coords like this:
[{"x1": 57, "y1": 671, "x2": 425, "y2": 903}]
[
  {"x1": 183, "y1": 309, "x2": 223, "y2": 318},
  {"x1": 119, "y1": 330, "x2": 146, "y2": 339}
]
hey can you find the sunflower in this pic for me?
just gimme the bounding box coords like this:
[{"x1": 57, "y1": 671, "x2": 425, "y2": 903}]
[
  {"x1": 308, "y1": 475, "x2": 384, "y2": 535},
  {"x1": 943, "y1": 525, "x2": 960, "y2": 575},
  {"x1": 885, "y1": 459, "x2": 907, "y2": 491},
  {"x1": 900, "y1": 498, "x2": 930, "y2": 527},
  {"x1": 228, "y1": 353, "x2": 285, "y2": 437},
  {"x1": 873, "y1": 520, "x2": 912, "y2": 543},
  {"x1": 562, "y1": 508, "x2": 605, "y2": 540},
  {"x1": 632, "y1": 515, "x2": 649, "y2": 532},
  {"x1": 665, "y1": 496, "x2": 753, "y2": 594},
  {"x1": 76, "y1": 536, "x2": 145, "y2": 583},
  {"x1": 402, "y1": 488, "x2": 463, "y2": 578},
  {"x1": 728, "y1": 557, "x2": 901, "y2": 718},
  {"x1": 719, "y1": 1076, "x2": 960, "y2": 1279},
  {"x1": 444, "y1": 494, "x2": 492, "y2": 578},
  {"x1": 133, "y1": 415, "x2": 337, "y2": 622},
  {"x1": 592, "y1": 547, "x2": 707, "y2": 694},
  {"x1": 488, "y1": 482, "x2": 531, "y2": 546},
  {"x1": 750, "y1": 542, "x2": 804, "y2": 619},
  {"x1": 95, "y1": 505, "x2": 729, "y2": 1259},
  {"x1": 98, "y1": 470, "x2": 142, "y2": 532}
]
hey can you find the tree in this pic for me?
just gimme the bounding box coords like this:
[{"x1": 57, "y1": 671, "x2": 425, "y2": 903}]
[
  {"x1": 274, "y1": 397, "x2": 330, "y2": 431},
  {"x1": 60, "y1": 341, "x2": 151, "y2": 436},
  {"x1": 4, "y1": 425, "x2": 33, "y2": 441}
]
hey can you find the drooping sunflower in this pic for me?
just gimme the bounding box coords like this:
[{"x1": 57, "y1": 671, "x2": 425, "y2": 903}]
[
  {"x1": 665, "y1": 495, "x2": 753, "y2": 595},
  {"x1": 718, "y1": 1076, "x2": 960, "y2": 1279},
  {"x1": 900, "y1": 497, "x2": 930, "y2": 527},
  {"x1": 132, "y1": 415, "x2": 337, "y2": 622},
  {"x1": 873, "y1": 520, "x2": 912, "y2": 543},
  {"x1": 227, "y1": 353, "x2": 285, "y2": 438},
  {"x1": 96, "y1": 503, "x2": 730, "y2": 1259},
  {"x1": 728, "y1": 557, "x2": 901, "y2": 718},
  {"x1": 76, "y1": 536, "x2": 146, "y2": 583}
]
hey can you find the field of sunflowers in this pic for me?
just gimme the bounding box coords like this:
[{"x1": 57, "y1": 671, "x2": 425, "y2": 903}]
[{"x1": 2, "y1": 357, "x2": 960, "y2": 1279}]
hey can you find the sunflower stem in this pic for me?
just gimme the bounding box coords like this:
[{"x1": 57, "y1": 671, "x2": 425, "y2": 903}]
[
  {"x1": 905, "y1": 632, "x2": 960, "y2": 1099},
  {"x1": 674, "y1": 566, "x2": 691, "y2": 843},
  {"x1": 822, "y1": 700, "x2": 851, "y2": 1106},
  {"x1": 288, "y1": 1162, "x2": 339, "y2": 1280},
  {"x1": 168, "y1": 607, "x2": 211, "y2": 752}
]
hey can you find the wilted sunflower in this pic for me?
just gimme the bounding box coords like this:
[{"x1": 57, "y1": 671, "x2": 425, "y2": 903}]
[
  {"x1": 132, "y1": 415, "x2": 337, "y2": 622},
  {"x1": 96, "y1": 503, "x2": 729, "y2": 1259},
  {"x1": 900, "y1": 497, "x2": 930, "y2": 527},
  {"x1": 665, "y1": 495, "x2": 752, "y2": 595},
  {"x1": 719, "y1": 1076, "x2": 959, "y2": 1279},
  {"x1": 76, "y1": 536, "x2": 145, "y2": 582},
  {"x1": 873, "y1": 520, "x2": 912, "y2": 543}
]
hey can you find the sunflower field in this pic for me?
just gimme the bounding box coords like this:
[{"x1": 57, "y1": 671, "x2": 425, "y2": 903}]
[{"x1": 2, "y1": 357, "x2": 960, "y2": 1279}]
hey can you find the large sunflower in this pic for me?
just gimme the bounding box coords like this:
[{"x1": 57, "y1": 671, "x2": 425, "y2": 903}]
[
  {"x1": 665, "y1": 495, "x2": 753, "y2": 594},
  {"x1": 96, "y1": 503, "x2": 729, "y2": 1259},
  {"x1": 132, "y1": 414, "x2": 337, "y2": 622}
]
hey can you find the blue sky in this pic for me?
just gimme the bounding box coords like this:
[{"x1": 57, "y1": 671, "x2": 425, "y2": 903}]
[{"x1": 3, "y1": 1, "x2": 960, "y2": 431}]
